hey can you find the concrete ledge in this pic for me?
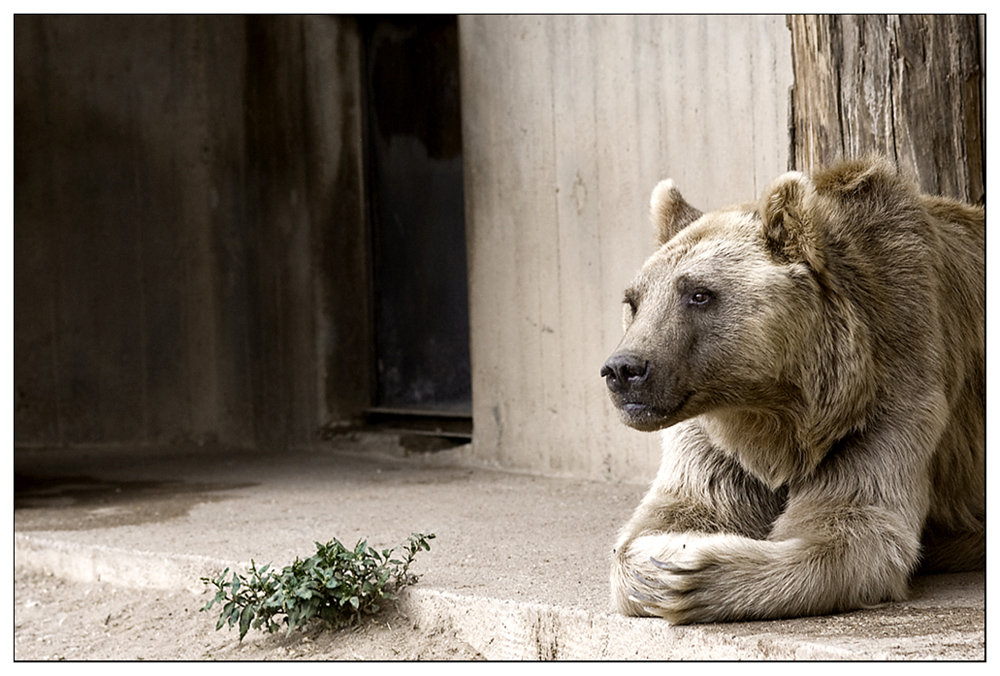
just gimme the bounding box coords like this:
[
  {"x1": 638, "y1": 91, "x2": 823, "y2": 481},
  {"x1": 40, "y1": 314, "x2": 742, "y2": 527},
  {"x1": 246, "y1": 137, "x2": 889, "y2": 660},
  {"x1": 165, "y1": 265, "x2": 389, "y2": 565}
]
[
  {"x1": 13, "y1": 442, "x2": 986, "y2": 660},
  {"x1": 15, "y1": 533, "x2": 229, "y2": 595},
  {"x1": 15, "y1": 531, "x2": 985, "y2": 660},
  {"x1": 399, "y1": 584, "x2": 987, "y2": 660},
  {"x1": 397, "y1": 588, "x2": 842, "y2": 660}
]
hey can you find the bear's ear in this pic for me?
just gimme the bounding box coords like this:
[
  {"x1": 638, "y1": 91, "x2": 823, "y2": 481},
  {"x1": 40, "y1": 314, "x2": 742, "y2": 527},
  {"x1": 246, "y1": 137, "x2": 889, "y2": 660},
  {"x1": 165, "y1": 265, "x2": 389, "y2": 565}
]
[
  {"x1": 759, "y1": 171, "x2": 825, "y2": 272},
  {"x1": 651, "y1": 179, "x2": 703, "y2": 247}
]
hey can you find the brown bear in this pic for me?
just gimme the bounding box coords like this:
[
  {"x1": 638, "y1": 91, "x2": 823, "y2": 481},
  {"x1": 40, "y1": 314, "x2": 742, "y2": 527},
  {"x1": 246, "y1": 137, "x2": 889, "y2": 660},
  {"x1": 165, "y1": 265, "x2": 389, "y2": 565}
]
[{"x1": 602, "y1": 155, "x2": 984, "y2": 623}]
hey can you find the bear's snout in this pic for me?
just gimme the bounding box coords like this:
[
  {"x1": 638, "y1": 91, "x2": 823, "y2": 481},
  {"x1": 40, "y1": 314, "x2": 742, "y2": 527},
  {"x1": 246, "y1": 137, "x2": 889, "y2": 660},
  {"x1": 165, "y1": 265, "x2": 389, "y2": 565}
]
[
  {"x1": 602, "y1": 352, "x2": 694, "y2": 430},
  {"x1": 601, "y1": 353, "x2": 650, "y2": 394}
]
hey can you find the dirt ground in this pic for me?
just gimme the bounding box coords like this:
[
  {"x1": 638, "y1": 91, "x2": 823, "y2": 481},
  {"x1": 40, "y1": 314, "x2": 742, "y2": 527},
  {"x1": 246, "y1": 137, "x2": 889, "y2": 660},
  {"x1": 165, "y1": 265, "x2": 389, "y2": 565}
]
[{"x1": 14, "y1": 569, "x2": 483, "y2": 661}]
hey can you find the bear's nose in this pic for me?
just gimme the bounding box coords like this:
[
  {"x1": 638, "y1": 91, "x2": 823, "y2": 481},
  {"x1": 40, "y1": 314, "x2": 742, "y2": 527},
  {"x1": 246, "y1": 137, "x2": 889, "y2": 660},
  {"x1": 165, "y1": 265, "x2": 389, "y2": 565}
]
[{"x1": 601, "y1": 353, "x2": 650, "y2": 394}]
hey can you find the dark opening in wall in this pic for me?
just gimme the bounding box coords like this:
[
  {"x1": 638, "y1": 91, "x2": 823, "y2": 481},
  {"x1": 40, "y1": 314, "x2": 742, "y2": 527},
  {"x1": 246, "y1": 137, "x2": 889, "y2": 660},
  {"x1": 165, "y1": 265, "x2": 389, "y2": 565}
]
[{"x1": 360, "y1": 15, "x2": 472, "y2": 434}]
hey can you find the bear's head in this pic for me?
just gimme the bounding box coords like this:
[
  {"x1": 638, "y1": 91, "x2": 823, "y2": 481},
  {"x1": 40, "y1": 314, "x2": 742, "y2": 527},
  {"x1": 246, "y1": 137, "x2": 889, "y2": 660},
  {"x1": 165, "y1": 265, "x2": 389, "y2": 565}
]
[{"x1": 601, "y1": 172, "x2": 829, "y2": 437}]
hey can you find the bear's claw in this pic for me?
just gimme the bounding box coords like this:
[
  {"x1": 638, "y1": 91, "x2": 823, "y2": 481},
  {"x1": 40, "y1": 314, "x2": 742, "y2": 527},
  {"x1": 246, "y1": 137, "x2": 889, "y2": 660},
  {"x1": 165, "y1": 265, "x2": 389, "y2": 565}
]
[
  {"x1": 628, "y1": 590, "x2": 656, "y2": 604},
  {"x1": 650, "y1": 556, "x2": 694, "y2": 573},
  {"x1": 632, "y1": 570, "x2": 659, "y2": 588}
]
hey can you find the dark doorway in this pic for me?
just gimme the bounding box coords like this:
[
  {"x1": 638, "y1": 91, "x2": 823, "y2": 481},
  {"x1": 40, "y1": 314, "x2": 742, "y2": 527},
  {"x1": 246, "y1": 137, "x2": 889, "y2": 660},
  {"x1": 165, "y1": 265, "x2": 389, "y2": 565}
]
[{"x1": 360, "y1": 16, "x2": 472, "y2": 420}]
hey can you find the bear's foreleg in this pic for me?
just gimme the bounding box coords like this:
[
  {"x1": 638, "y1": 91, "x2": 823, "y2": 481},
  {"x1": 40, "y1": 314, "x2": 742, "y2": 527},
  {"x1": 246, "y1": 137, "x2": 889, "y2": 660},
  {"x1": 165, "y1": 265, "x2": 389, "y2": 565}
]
[
  {"x1": 610, "y1": 421, "x2": 787, "y2": 617},
  {"x1": 615, "y1": 507, "x2": 917, "y2": 623},
  {"x1": 612, "y1": 418, "x2": 932, "y2": 623}
]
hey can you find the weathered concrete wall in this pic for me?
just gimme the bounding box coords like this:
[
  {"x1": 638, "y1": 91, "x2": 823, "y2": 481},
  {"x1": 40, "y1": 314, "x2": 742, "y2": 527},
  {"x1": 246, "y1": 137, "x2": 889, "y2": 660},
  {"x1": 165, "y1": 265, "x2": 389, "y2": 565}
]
[
  {"x1": 14, "y1": 16, "x2": 369, "y2": 449},
  {"x1": 458, "y1": 16, "x2": 794, "y2": 481},
  {"x1": 16, "y1": 15, "x2": 795, "y2": 481}
]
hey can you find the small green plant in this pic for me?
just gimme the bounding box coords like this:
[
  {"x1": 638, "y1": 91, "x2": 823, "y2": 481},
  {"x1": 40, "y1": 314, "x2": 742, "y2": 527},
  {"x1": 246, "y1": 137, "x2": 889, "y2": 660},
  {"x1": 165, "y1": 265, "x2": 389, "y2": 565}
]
[{"x1": 201, "y1": 532, "x2": 435, "y2": 641}]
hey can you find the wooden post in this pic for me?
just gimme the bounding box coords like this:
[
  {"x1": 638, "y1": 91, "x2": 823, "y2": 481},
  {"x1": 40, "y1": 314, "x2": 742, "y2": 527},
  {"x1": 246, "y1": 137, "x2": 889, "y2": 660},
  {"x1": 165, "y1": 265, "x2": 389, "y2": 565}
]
[{"x1": 788, "y1": 15, "x2": 983, "y2": 203}]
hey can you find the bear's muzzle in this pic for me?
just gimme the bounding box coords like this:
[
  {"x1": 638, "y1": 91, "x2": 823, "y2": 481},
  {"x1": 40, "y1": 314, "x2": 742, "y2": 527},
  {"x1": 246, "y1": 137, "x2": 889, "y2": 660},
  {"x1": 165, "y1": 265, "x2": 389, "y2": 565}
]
[{"x1": 601, "y1": 352, "x2": 695, "y2": 431}]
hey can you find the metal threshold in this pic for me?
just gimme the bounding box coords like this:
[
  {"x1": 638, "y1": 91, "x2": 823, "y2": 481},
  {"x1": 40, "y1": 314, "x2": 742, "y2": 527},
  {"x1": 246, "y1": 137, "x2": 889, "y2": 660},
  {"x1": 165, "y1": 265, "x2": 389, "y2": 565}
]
[{"x1": 365, "y1": 407, "x2": 472, "y2": 440}]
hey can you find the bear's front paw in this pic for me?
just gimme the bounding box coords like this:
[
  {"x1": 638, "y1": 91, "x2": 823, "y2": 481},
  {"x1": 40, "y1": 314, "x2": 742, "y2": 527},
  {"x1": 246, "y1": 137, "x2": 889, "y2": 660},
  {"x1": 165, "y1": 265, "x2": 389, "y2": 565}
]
[
  {"x1": 619, "y1": 532, "x2": 778, "y2": 624},
  {"x1": 621, "y1": 533, "x2": 713, "y2": 623}
]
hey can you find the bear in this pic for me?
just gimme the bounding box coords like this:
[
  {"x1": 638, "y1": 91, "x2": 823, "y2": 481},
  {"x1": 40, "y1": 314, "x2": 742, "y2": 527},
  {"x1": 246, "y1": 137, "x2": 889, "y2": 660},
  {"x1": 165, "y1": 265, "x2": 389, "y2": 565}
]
[{"x1": 601, "y1": 155, "x2": 984, "y2": 624}]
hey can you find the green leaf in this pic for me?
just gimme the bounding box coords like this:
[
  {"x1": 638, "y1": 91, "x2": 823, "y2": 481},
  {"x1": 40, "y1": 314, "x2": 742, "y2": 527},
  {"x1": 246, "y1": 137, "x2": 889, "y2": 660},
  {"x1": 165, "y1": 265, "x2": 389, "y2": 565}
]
[{"x1": 238, "y1": 605, "x2": 254, "y2": 641}]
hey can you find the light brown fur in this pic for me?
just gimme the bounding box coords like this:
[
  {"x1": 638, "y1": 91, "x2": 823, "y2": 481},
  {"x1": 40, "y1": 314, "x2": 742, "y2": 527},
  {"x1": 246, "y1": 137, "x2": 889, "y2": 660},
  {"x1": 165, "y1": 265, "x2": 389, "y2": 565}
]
[{"x1": 601, "y1": 155, "x2": 984, "y2": 623}]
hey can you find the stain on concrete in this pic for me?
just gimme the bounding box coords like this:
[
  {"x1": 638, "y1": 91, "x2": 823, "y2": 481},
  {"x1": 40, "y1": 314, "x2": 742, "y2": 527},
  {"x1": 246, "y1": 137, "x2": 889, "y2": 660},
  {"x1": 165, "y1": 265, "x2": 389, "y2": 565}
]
[{"x1": 14, "y1": 473, "x2": 255, "y2": 531}]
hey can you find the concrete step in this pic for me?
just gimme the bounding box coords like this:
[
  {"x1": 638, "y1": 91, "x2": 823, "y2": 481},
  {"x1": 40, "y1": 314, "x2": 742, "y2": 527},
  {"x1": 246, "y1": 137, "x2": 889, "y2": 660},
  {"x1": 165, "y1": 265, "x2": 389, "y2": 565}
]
[{"x1": 14, "y1": 437, "x2": 986, "y2": 660}]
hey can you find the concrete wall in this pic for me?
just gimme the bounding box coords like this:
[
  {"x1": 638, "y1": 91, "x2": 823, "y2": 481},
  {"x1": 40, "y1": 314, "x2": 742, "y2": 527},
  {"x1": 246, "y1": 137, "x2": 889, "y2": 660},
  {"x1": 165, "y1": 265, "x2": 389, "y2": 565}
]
[
  {"x1": 459, "y1": 16, "x2": 794, "y2": 481},
  {"x1": 15, "y1": 15, "x2": 795, "y2": 483},
  {"x1": 14, "y1": 16, "x2": 369, "y2": 449}
]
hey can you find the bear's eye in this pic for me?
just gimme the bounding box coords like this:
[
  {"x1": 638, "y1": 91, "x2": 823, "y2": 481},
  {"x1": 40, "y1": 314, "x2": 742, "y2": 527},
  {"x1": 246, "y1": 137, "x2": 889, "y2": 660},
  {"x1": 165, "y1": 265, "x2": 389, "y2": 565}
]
[
  {"x1": 623, "y1": 290, "x2": 639, "y2": 317},
  {"x1": 687, "y1": 290, "x2": 714, "y2": 307}
]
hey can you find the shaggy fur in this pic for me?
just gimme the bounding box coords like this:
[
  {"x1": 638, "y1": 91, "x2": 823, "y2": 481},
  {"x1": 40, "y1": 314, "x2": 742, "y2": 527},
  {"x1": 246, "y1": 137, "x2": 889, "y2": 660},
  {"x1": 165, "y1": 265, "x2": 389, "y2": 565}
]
[{"x1": 602, "y1": 155, "x2": 984, "y2": 623}]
